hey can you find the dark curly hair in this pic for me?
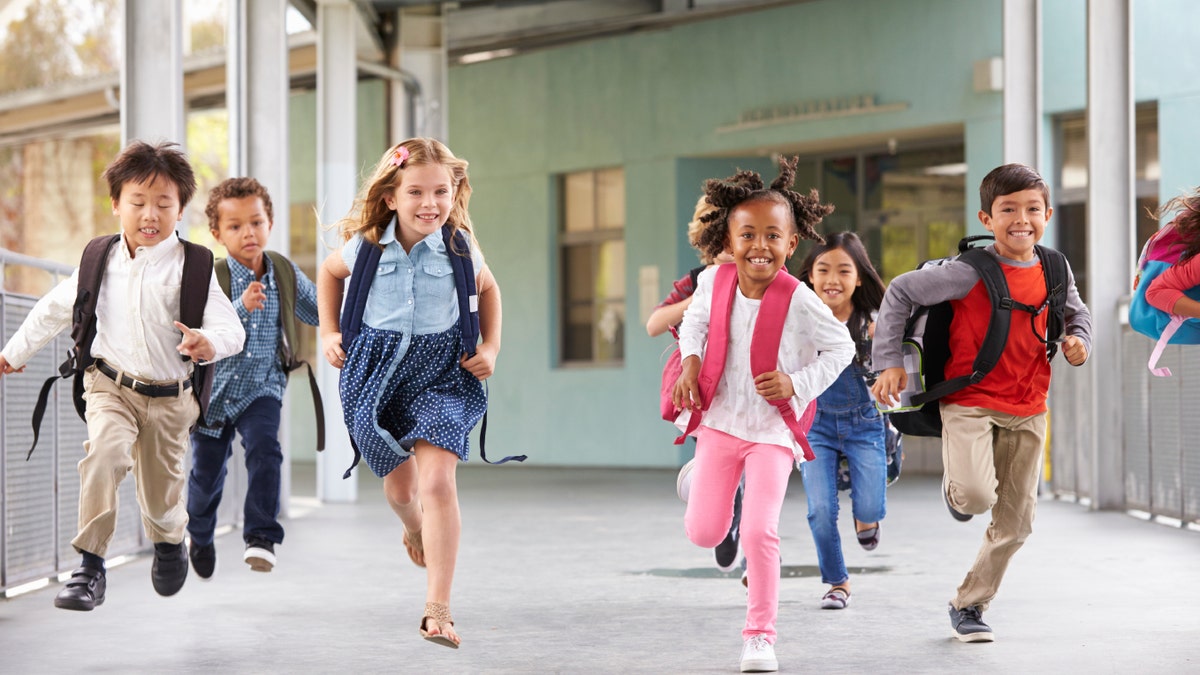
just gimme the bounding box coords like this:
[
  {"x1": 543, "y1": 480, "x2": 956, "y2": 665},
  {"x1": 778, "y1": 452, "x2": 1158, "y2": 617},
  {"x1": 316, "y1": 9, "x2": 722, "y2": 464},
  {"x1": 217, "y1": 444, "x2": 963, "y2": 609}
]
[
  {"x1": 693, "y1": 156, "x2": 832, "y2": 261},
  {"x1": 205, "y1": 176, "x2": 274, "y2": 231}
]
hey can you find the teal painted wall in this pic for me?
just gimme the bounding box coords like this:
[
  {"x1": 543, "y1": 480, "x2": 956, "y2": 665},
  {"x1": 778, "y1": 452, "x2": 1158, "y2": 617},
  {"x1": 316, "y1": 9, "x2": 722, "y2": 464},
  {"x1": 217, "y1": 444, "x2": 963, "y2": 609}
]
[{"x1": 445, "y1": 0, "x2": 1200, "y2": 467}]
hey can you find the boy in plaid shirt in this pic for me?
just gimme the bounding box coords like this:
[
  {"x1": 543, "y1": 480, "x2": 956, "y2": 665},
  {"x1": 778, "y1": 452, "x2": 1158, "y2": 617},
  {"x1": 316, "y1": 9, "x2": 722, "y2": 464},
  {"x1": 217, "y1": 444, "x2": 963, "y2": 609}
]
[{"x1": 186, "y1": 178, "x2": 319, "y2": 577}]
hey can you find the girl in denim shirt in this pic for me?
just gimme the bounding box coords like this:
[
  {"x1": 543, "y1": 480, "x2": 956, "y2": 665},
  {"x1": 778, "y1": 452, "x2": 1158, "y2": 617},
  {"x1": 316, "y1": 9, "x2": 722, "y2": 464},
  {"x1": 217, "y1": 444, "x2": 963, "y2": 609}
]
[
  {"x1": 317, "y1": 138, "x2": 502, "y2": 649},
  {"x1": 797, "y1": 232, "x2": 890, "y2": 611}
]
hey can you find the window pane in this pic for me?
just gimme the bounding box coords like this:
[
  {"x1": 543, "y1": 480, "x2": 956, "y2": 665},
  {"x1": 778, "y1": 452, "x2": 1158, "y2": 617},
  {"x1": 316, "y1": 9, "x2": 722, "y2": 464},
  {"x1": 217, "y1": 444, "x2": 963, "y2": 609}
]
[
  {"x1": 595, "y1": 240, "x2": 625, "y2": 300},
  {"x1": 821, "y1": 156, "x2": 857, "y2": 234},
  {"x1": 564, "y1": 303, "x2": 593, "y2": 361},
  {"x1": 1060, "y1": 120, "x2": 1088, "y2": 191},
  {"x1": 594, "y1": 300, "x2": 625, "y2": 362},
  {"x1": 880, "y1": 219, "x2": 917, "y2": 285},
  {"x1": 1136, "y1": 117, "x2": 1159, "y2": 182},
  {"x1": 595, "y1": 168, "x2": 625, "y2": 230},
  {"x1": 564, "y1": 244, "x2": 595, "y2": 303},
  {"x1": 564, "y1": 173, "x2": 595, "y2": 232}
]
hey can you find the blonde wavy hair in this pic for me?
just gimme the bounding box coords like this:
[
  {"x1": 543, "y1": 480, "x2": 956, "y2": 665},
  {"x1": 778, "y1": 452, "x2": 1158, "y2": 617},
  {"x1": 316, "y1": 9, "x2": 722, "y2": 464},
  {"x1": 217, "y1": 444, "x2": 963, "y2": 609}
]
[{"x1": 337, "y1": 137, "x2": 481, "y2": 259}]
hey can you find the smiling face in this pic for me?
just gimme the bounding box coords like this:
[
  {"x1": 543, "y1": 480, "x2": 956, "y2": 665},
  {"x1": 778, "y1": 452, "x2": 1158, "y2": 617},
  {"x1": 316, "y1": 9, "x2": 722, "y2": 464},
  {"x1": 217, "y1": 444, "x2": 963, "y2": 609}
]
[
  {"x1": 979, "y1": 188, "x2": 1052, "y2": 261},
  {"x1": 726, "y1": 199, "x2": 799, "y2": 299},
  {"x1": 112, "y1": 175, "x2": 183, "y2": 256},
  {"x1": 211, "y1": 195, "x2": 273, "y2": 275},
  {"x1": 809, "y1": 247, "x2": 860, "y2": 321},
  {"x1": 384, "y1": 163, "x2": 455, "y2": 251}
]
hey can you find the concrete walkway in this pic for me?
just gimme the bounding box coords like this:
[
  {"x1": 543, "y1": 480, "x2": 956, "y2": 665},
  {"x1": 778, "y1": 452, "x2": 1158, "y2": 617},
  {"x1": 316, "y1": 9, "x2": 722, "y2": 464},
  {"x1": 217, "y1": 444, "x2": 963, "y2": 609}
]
[{"x1": 1, "y1": 466, "x2": 1197, "y2": 673}]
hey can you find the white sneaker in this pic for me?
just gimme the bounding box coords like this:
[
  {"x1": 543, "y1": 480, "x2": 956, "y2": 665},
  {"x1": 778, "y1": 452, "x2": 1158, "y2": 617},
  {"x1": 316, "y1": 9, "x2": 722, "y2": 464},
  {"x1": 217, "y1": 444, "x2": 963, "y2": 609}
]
[
  {"x1": 675, "y1": 458, "x2": 696, "y2": 502},
  {"x1": 740, "y1": 635, "x2": 778, "y2": 672}
]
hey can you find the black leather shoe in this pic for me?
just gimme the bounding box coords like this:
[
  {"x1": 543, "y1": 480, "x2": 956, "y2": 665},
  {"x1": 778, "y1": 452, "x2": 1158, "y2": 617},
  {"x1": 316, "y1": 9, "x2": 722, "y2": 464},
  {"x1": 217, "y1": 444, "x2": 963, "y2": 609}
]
[
  {"x1": 54, "y1": 567, "x2": 106, "y2": 611},
  {"x1": 189, "y1": 539, "x2": 217, "y2": 580},
  {"x1": 151, "y1": 542, "x2": 188, "y2": 596}
]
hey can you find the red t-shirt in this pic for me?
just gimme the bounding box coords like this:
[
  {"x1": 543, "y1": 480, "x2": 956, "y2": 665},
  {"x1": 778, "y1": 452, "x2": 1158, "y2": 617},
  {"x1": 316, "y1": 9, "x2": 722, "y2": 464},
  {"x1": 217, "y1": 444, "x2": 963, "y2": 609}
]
[{"x1": 943, "y1": 261, "x2": 1052, "y2": 416}]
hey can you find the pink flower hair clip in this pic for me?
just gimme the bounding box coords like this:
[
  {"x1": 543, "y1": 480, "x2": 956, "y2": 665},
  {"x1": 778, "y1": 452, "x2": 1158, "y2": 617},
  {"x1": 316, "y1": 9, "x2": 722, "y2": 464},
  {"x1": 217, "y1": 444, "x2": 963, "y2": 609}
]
[{"x1": 390, "y1": 146, "x2": 410, "y2": 168}]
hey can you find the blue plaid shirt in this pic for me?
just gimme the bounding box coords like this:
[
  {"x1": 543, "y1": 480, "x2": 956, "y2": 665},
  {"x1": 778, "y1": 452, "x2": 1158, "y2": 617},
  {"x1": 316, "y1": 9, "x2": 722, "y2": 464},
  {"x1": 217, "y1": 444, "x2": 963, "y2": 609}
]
[{"x1": 197, "y1": 254, "x2": 319, "y2": 436}]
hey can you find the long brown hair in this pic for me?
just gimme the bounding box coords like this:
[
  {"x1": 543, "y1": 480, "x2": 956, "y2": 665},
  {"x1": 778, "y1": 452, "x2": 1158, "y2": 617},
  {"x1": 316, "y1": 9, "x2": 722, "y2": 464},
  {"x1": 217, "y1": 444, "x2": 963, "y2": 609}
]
[
  {"x1": 337, "y1": 138, "x2": 480, "y2": 258},
  {"x1": 1159, "y1": 187, "x2": 1200, "y2": 262}
]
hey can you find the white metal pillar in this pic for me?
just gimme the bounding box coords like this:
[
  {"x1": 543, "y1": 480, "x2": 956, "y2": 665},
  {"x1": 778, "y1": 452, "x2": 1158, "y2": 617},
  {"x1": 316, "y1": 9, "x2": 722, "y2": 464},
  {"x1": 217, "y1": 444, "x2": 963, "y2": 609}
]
[
  {"x1": 227, "y1": 0, "x2": 295, "y2": 515},
  {"x1": 393, "y1": 9, "x2": 447, "y2": 142},
  {"x1": 120, "y1": 0, "x2": 185, "y2": 147},
  {"x1": 1086, "y1": 0, "x2": 1133, "y2": 510},
  {"x1": 316, "y1": 0, "x2": 358, "y2": 502},
  {"x1": 1002, "y1": 0, "x2": 1041, "y2": 166}
]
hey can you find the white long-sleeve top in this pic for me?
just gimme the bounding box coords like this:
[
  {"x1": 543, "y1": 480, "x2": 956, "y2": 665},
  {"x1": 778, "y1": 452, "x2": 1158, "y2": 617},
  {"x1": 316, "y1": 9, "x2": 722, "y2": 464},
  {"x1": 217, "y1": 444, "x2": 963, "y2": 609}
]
[
  {"x1": 1, "y1": 233, "x2": 245, "y2": 380},
  {"x1": 676, "y1": 266, "x2": 854, "y2": 458}
]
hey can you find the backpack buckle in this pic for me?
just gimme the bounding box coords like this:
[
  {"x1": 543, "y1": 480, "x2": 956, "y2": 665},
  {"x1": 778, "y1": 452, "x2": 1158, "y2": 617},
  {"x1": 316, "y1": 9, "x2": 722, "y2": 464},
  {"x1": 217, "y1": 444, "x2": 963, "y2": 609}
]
[{"x1": 969, "y1": 370, "x2": 987, "y2": 384}]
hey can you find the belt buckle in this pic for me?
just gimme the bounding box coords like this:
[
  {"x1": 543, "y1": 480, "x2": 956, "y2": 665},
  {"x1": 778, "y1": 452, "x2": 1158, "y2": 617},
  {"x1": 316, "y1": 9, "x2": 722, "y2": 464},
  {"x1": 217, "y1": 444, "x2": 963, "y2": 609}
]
[{"x1": 126, "y1": 374, "x2": 152, "y2": 393}]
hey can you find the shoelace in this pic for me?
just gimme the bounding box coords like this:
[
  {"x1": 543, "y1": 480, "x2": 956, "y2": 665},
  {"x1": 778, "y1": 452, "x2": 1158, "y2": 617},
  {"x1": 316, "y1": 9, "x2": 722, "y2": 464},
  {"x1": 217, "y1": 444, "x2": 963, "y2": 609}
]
[{"x1": 745, "y1": 635, "x2": 771, "y2": 652}]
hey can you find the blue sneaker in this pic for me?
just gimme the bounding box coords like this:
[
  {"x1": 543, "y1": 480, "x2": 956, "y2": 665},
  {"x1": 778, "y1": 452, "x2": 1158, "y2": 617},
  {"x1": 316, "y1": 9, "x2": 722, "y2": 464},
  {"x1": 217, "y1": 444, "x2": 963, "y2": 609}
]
[{"x1": 948, "y1": 603, "x2": 994, "y2": 642}]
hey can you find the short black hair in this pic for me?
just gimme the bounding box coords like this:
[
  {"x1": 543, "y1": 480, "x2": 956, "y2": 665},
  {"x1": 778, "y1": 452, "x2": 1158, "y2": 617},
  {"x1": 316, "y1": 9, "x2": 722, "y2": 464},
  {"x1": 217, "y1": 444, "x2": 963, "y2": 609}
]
[
  {"x1": 101, "y1": 140, "x2": 197, "y2": 208},
  {"x1": 979, "y1": 163, "x2": 1050, "y2": 215}
]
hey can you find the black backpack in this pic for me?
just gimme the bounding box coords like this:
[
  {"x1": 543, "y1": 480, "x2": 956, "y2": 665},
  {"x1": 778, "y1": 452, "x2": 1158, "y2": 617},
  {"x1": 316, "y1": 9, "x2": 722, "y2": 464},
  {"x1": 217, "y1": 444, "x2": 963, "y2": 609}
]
[
  {"x1": 28, "y1": 234, "x2": 214, "y2": 458},
  {"x1": 337, "y1": 223, "x2": 526, "y2": 477},
  {"x1": 214, "y1": 252, "x2": 325, "y2": 451},
  {"x1": 888, "y1": 235, "x2": 1068, "y2": 437}
]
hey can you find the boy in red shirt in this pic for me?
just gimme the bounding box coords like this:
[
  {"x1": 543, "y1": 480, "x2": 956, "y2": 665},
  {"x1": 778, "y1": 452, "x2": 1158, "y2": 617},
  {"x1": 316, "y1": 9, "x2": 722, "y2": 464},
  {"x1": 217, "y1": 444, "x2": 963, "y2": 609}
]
[{"x1": 871, "y1": 163, "x2": 1091, "y2": 642}]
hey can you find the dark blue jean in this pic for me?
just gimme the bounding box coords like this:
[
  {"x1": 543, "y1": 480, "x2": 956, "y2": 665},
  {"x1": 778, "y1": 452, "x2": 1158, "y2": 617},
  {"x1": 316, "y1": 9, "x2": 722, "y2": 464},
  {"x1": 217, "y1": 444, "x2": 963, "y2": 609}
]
[{"x1": 187, "y1": 396, "x2": 284, "y2": 546}]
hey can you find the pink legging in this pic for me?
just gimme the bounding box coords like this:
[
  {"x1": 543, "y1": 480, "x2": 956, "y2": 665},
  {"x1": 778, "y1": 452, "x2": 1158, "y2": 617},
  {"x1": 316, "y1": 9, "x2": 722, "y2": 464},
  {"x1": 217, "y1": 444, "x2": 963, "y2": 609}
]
[{"x1": 684, "y1": 426, "x2": 794, "y2": 643}]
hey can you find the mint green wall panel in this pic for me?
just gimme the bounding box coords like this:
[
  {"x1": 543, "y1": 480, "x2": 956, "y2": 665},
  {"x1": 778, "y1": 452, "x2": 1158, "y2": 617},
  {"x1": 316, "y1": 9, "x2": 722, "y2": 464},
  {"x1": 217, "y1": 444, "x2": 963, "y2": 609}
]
[{"x1": 1158, "y1": 97, "x2": 1200, "y2": 204}]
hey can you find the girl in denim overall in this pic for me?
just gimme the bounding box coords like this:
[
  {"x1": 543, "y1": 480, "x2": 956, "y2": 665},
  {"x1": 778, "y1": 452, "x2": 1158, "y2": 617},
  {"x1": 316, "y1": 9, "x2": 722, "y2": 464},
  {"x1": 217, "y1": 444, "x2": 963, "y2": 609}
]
[{"x1": 797, "y1": 232, "x2": 889, "y2": 611}]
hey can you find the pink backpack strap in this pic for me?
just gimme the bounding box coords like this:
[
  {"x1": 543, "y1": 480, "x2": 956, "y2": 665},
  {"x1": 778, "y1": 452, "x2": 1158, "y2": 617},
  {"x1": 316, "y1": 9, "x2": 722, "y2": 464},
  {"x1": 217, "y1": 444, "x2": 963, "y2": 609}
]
[
  {"x1": 751, "y1": 272, "x2": 816, "y2": 461},
  {"x1": 675, "y1": 264, "x2": 738, "y2": 443}
]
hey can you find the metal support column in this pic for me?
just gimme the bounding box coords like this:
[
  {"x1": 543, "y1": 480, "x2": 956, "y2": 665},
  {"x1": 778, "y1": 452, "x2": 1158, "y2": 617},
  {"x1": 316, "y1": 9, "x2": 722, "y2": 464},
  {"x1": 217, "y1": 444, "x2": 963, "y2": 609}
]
[
  {"x1": 316, "y1": 0, "x2": 358, "y2": 502},
  {"x1": 394, "y1": 10, "x2": 446, "y2": 142},
  {"x1": 1002, "y1": 0, "x2": 1041, "y2": 166},
  {"x1": 1086, "y1": 0, "x2": 1133, "y2": 510},
  {"x1": 120, "y1": 0, "x2": 185, "y2": 147}
]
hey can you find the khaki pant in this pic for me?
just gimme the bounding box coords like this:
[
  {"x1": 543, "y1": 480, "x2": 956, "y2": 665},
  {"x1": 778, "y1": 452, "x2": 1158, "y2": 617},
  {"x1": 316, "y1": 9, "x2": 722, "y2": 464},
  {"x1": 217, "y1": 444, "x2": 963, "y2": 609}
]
[
  {"x1": 940, "y1": 403, "x2": 1047, "y2": 611},
  {"x1": 72, "y1": 366, "x2": 199, "y2": 557}
]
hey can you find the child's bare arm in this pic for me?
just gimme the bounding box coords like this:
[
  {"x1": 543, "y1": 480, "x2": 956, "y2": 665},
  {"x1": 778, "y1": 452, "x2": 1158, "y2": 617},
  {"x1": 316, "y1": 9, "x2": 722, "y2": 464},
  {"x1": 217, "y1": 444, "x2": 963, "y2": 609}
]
[
  {"x1": 317, "y1": 249, "x2": 351, "y2": 368},
  {"x1": 673, "y1": 354, "x2": 702, "y2": 411},
  {"x1": 646, "y1": 297, "x2": 692, "y2": 337},
  {"x1": 461, "y1": 264, "x2": 501, "y2": 380}
]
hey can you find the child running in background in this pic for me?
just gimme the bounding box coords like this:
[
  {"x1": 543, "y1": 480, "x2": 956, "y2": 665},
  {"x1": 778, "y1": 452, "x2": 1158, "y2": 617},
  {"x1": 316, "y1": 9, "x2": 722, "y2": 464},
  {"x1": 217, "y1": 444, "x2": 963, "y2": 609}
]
[
  {"x1": 1144, "y1": 188, "x2": 1200, "y2": 318},
  {"x1": 187, "y1": 177, "x2": 320, "y2": 578},
  {"x1": 317, "y1": 138, "x2": 501, "y2": 649},
  {"x1": 672, "y1": 158, "x2": 854, "y2": 672},
  {"x1": 647, "y1": 195, "x2": 741, "y2": 573},
  {"x1": 796, "y1": 232, "x2": 888, "y2": 611}
]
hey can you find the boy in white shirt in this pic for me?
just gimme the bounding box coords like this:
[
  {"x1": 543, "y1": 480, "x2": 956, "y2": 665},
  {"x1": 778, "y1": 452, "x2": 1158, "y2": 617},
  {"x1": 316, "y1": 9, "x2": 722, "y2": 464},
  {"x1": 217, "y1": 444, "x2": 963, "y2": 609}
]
[{"x1": 0, "y1": 140, "x2": 244, "y2": 611}]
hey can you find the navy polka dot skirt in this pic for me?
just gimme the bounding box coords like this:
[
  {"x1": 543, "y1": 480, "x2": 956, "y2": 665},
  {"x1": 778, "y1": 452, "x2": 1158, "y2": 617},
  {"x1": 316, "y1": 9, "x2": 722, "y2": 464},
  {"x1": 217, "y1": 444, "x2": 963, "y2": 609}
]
[{"x1": 339, "y1": 324, "x2": 487, "y2": 477}]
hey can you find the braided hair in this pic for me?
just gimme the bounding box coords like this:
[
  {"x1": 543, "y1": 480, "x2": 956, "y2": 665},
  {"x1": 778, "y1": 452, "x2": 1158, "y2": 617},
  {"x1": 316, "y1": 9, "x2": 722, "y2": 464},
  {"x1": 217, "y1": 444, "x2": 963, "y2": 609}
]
[{"x1": 694, "y1": 156, "x2": 832, "y2": 262}]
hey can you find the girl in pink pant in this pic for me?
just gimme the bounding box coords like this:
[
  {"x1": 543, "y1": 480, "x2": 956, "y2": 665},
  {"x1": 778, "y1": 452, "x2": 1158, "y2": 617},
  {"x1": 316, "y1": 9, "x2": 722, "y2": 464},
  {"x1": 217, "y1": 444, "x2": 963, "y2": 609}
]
[{"x1": 671, "y1": 158, "x2": 854, "y2": 673}]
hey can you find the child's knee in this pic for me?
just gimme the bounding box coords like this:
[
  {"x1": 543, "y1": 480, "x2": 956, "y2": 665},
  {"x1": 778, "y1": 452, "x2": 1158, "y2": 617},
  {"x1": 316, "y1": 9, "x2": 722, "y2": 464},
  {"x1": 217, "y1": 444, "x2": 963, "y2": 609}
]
[
  {"x1": 949, "y1": 482, "x2": 995, "y2": 514},
  {"x1": 684, "y1": 513, "x2": 729, "y2": 548}
]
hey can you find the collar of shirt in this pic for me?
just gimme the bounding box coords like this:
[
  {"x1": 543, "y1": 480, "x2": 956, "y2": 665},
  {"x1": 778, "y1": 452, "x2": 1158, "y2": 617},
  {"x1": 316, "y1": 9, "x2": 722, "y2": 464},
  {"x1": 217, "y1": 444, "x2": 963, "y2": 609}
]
[
  {"x1": 379, "y1": 216, "x2": 445, "y2": 255},
  {"x1": 119, "y1": 230, "x2": 183, "y2": 264},
  {"x1": 226, "y1": 253, "x2": 276, "y2": 289}
]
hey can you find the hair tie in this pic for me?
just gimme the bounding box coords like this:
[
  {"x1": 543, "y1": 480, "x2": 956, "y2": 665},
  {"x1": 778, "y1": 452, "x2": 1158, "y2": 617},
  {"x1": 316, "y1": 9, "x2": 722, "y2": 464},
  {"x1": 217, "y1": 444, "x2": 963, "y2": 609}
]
[{"x1": 390, "y1": 146, "x2": 410, "y2": 168}]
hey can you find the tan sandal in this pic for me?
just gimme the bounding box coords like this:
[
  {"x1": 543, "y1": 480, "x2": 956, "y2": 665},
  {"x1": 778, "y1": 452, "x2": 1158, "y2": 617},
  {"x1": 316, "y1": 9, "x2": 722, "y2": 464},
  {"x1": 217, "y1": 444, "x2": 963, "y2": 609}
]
[
  {"x1": 419, "y1": 601, "x2": 459, "y2": 648},
  {"x1": 403, "y1": 528, "x2": 425, "y2": 568}
]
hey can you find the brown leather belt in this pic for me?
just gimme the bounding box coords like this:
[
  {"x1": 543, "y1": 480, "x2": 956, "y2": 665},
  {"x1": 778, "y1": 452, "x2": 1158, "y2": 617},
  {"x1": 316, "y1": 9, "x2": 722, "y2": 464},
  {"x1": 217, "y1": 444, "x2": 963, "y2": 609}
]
[{"x1": 95, "y1": 359, "x2": 192, "y2": 398}]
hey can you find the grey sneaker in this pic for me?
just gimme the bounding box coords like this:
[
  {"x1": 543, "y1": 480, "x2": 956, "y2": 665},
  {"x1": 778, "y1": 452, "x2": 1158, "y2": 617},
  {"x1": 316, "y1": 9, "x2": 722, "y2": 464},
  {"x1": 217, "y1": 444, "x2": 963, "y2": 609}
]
[{"x1": 948, "y1": 603, "x2": 994, "y2": 642}]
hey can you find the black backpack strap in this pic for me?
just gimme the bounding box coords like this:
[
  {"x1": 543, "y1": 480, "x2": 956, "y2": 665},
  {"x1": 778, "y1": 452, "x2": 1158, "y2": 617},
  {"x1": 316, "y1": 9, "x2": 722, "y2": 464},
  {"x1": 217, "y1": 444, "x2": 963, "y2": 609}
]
[
  {"x1": 911, "y1": 248, "x2": 1011, "y2": 407},
  {"x1": 180, "y1": 240, "x2": 214, "y2": 427},
  {"x1": 28, "y1": 234, "x2": 119, "y2": 460},
  {"x1": 214, "y1": 258, "x2": 231, "y2": 298},
  {"x1": 1035, "y1": 244, "x2": 1069, "y2": 361},
  {"x1": 266, "y1": 251, "x2": 325, "y2": 452},
  {"x1": 339, "y1": 239, "x2": 382, "y2": 352},
  {"x1": 442, "y1": 224, "x2": 525, "y2": 465}
]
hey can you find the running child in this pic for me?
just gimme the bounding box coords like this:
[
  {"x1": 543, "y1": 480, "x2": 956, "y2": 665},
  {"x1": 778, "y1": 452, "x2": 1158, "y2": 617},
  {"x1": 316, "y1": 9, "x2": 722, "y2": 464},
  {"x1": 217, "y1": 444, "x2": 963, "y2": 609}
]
[
  {"x1": 317, "y1": 138, "x2": 501, "y2": 649},
  {"x1": 186, "y1": 177, "x2": 320, "y2": 578},
  {"x1": 671, "y1": 158, "x2": 854, "y2": 672},
  {"x1": 796, "y1": 231, "x2": 888, "y2": 610}
]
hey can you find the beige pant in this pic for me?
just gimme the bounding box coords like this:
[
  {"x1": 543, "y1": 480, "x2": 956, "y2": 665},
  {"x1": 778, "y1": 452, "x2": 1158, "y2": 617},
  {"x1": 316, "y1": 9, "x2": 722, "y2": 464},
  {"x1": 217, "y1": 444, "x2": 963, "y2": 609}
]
[
  {"x1": 940, "y1": 403, "x2": 1047, "y2": 612},
  {"x1": 72, "y1": 366, "x2": 199, "y2": 557}
]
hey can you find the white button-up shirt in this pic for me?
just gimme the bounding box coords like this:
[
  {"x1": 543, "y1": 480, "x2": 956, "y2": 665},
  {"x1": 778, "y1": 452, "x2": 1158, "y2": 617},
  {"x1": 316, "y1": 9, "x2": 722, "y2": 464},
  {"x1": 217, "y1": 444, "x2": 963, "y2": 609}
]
[{"x1": 2, "y1": 233, "x2": 244, "y2": 381}]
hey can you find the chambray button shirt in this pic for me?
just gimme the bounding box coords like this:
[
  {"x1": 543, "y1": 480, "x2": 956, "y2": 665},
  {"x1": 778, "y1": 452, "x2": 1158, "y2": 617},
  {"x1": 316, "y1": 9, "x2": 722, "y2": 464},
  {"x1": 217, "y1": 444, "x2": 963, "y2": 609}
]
[
  {"x1": 198, "y1": 254, "x2": 319, "y2": 436},
  {"x1": 341, "y1": 218, "x2": 482, "y2": 363}
]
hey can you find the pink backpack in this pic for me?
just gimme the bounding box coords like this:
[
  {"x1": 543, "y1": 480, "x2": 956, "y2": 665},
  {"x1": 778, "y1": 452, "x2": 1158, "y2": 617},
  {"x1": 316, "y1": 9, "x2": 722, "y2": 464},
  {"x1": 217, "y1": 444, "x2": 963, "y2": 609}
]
[{"x1": 660, "y1": 263, "x2": 817, "y2": 461}]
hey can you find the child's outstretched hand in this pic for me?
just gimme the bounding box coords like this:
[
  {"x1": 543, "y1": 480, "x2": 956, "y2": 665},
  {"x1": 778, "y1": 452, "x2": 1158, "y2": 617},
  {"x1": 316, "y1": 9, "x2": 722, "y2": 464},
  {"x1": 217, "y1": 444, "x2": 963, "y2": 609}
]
[
  {"x1": 241, "y1": 281, "x2": 267, "y2": 313},
  {"x1": 322, "y1": 332, "x2": 346, "y2": 369},
  {"x1": 1062, "y1": 335, "x2": 1088, "y2": 366},
  {"x1": 672, "y1": 355, "x2": 702, "y2": 412},
  {"x1": 174, "y1": 322, "x2": 216, "y2": 362},
  {"x1": 0, "y1": 354, "x2": 24, "y2": 377},
  {"x1": 871, "y1": 367, "x2": 907, "y2": 408},
  {"x1": 755, "y1": 371, "x2": 795, "y2": 401},
  {"x1": 460, "y1": 342, "x2": 498, "y2": 380}
]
